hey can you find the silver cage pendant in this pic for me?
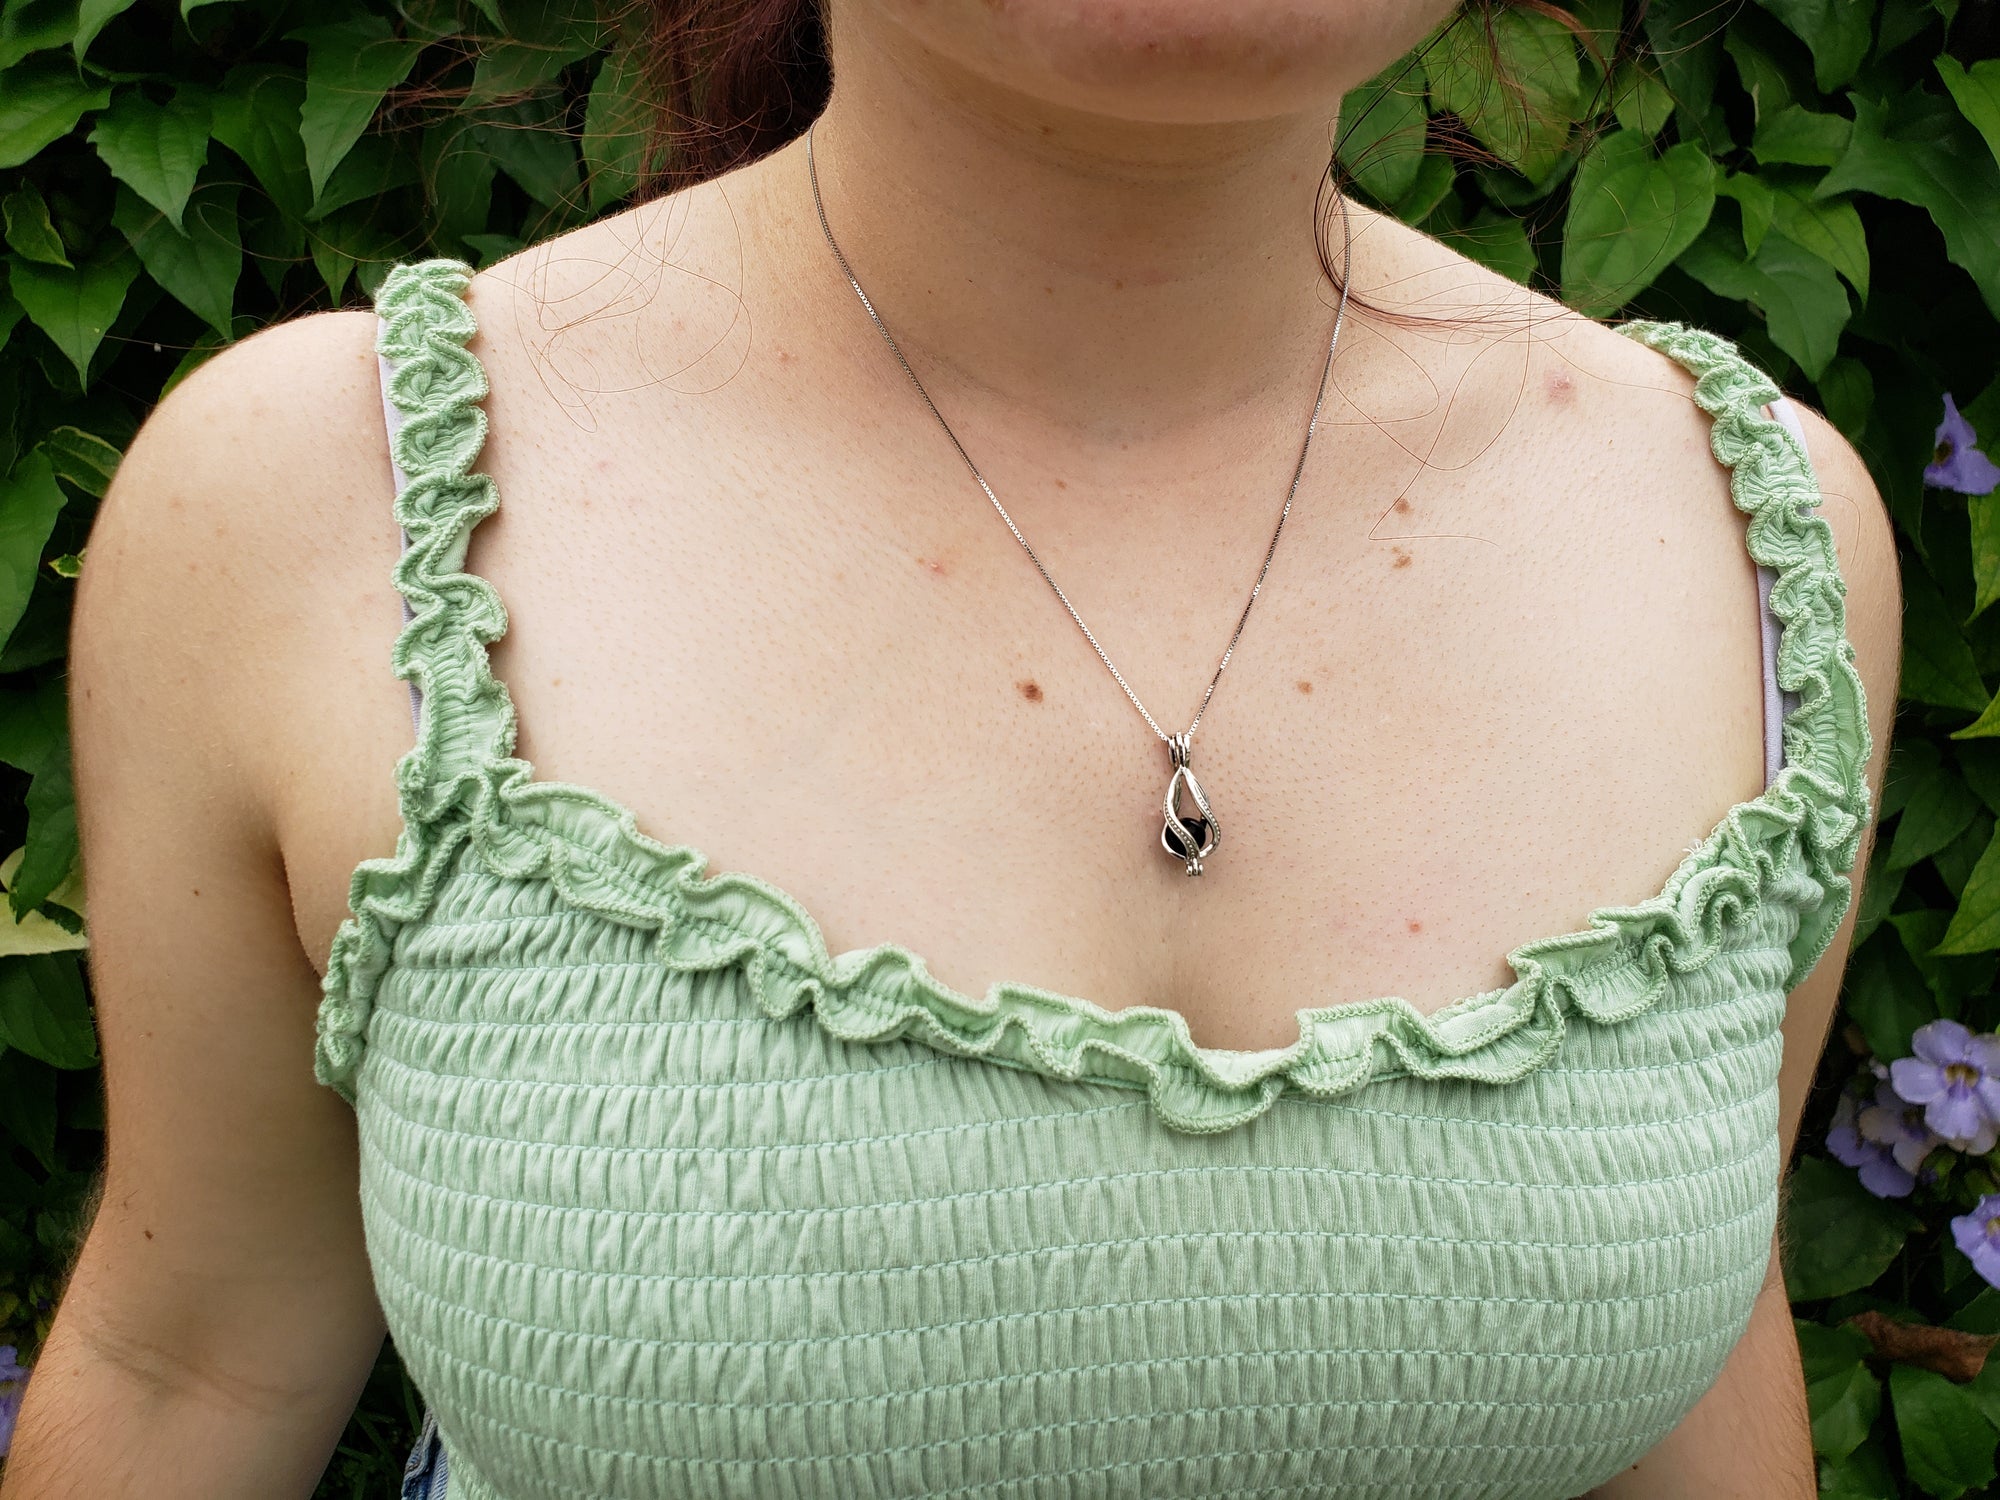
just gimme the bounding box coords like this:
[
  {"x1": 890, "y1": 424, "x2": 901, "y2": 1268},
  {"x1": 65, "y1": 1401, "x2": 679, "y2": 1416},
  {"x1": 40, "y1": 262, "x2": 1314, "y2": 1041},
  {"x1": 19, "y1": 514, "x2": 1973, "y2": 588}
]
[{"x1": 1160, "y1": 731, "x2": 1218, "y2": 877}]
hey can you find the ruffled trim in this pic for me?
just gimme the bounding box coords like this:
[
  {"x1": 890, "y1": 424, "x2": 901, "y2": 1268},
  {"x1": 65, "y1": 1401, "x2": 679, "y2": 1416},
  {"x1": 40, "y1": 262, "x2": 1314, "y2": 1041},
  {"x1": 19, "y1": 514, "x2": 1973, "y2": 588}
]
[{"x1": 315, "y1": 265, "x2": 1873, "y2": 1133}]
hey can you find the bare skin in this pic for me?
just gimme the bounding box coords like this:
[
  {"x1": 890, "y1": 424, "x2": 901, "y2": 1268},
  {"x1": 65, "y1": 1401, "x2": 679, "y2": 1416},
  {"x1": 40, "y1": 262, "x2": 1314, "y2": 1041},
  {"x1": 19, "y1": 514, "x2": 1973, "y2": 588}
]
[{"x1": 2, "y1": 1, "x2": 1900, "y2": 1495}]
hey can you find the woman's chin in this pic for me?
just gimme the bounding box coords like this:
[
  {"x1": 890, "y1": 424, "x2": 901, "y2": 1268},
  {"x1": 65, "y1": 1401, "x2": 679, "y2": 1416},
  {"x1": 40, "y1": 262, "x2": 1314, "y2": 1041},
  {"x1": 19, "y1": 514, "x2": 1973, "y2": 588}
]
[{"x1": 850, "y1": 0, "x2": 1458, "y2": 127}]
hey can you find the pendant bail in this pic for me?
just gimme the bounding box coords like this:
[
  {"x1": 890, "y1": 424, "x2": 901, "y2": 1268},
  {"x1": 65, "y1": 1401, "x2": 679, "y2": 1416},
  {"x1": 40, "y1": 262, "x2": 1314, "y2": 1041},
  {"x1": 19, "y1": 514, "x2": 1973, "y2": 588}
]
[{"x1": 1161, "y1": 731, "x2": 1218, "y2": 877}]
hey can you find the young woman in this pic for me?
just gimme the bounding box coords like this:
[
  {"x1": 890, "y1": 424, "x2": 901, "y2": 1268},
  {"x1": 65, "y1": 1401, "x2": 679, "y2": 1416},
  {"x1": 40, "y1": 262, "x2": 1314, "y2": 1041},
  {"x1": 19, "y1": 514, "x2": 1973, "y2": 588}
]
[{"x1": 1, "y1": 0, "x2": 1900, "y2": 1495}]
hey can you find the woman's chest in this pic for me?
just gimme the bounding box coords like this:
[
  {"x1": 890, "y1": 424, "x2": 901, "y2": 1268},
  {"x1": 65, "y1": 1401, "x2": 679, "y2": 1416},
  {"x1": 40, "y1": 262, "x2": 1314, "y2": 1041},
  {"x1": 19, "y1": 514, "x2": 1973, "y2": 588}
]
[{"x1": 350, "y1": 869, "x2": 1788, "y2": 1500}]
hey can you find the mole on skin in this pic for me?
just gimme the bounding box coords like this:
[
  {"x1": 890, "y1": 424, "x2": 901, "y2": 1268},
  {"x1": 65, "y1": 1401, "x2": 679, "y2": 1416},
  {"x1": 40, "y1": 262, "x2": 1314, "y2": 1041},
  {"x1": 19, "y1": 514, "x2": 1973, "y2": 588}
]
[
  {"x1": 1018, "y1": 680, "x2": 1044, "y2": 703},
  {"x1": 1297, "y1": 680, "x2": 1312, "y2": 695}
]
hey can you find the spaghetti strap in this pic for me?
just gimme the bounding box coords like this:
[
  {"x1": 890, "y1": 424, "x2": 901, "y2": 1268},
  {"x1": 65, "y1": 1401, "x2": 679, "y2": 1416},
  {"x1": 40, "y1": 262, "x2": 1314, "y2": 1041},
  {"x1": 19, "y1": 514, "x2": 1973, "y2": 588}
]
[
  {"x1": 1758, "y1": 395, "x2": 1812, "y2": 786},
  {"x1": 378, "y1": 352, "x2": 424, "y2": 738},
  {"x1": 373, "y1": 260, "x2": 517, "y2": 816}
]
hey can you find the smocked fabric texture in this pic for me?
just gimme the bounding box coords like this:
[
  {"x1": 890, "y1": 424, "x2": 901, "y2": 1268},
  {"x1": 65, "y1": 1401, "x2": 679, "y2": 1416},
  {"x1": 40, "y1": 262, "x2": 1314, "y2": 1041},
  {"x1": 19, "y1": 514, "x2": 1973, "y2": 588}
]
[{"x1": 316, "y1": 259, "x2": 1873, "y2": 1500}]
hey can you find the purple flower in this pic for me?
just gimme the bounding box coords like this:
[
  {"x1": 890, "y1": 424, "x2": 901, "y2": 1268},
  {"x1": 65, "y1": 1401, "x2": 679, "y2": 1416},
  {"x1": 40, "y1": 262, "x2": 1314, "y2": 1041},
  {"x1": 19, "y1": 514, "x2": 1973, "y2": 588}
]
[
  {"x1": 1828, "y1": 1075, "x2": 1920, "y2": 1197},
  {"x1": 1890, "y1": 1019, "x2": 2000, "y2": 1154},
  {"x1": 1954, "y1": 1193, "x2": 2000, "y2": 1289},
  {"x1": 0, "y1": 1344, "x2": 25, "y2": 1458},
  {"x1": 1925, "y1": 394, "x2": 2000, "y2": 496},
  {"x1": 1859, "y1": 1077, "x2": 1945, "y2": 1171}
]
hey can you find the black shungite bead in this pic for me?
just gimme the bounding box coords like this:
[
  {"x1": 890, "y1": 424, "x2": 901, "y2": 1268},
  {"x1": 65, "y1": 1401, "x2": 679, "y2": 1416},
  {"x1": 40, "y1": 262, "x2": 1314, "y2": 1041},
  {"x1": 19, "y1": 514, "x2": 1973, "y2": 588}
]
[{"x1": 1163, "y1": 815, "x2": 1211, "y2": 861}]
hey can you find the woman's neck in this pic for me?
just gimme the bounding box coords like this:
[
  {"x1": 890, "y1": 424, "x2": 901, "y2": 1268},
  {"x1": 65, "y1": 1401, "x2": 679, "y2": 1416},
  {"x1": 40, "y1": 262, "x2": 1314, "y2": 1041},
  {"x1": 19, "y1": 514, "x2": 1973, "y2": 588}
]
[{"x1": 746, "y1": 12, "x2": 1358, "y2": 444}]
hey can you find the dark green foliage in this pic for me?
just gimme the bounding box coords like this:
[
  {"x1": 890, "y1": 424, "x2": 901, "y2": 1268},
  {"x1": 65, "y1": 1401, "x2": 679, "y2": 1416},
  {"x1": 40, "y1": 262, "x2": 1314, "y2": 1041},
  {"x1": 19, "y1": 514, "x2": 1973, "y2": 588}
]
[{"x1": 0, "y1": 0, "x2": 1992, "y2": 1492}]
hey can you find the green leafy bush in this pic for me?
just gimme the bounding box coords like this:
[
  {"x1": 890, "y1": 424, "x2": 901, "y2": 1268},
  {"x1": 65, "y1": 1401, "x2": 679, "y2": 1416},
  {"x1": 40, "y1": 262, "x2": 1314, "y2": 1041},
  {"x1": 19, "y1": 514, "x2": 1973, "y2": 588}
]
[{"x1": 0, "y1": 0, "x2": 1995, "y2": 1494}]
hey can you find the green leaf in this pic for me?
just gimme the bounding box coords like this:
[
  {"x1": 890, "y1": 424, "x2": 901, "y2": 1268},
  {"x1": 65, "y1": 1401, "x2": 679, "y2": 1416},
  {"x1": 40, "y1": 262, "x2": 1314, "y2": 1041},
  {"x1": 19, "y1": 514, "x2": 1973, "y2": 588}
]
[
  {"x1": 6, "y1": 245, "x2": 139, "y2": 385},
  {"x1": 1442, "y1": 208, "x2": 1534, "y2": 285},
  {"x1": 0, "y1": 680, "x2": 75, "y2": 917},
  {"x1": 88, "y1": 87, "x2": 211, "y2": 233},
  {"x1": 1937, "y1": 57, "x2": 2000, "y2": 175},
  {"x1": 1752, "y1": 0, "x2": 1872, "y2": 92},
  {"x1": 1424, "y1": 8, "x2": 1580, "y2": 185},
  {"x1": 1725, "y1": 26, "x2": 1798, "y2": 125},
  {"x1": 1886, "y1": 737, "x2": 1944, "y2": 819},
  {"x1": 2, "y1": 181, "x2": 67, "y2": 267},
  {"x1": 1841, "y1": 931, "x2": 1941, "y2": 1063},
  {"x1": 1717, "y1": 171, "x2": 1777, "y2": 253},
  {"x1": 1338, "y1": 61, "x2": 1428, "y2": 205},
  {"x1": 466, "y1": 36, "x2": 595, "y2": 107},
  {"x1": 1934, "y1": 823, "x2": 2000, "y2": 954},
  {"x1": 1768, "y1": 177, "x2": 1868, "y2": 302},
  {"x1": 1610, "y1": 57, "x2": 1673, "y2": 139},
  {"x1": 1974, "y1": 491, "x2": 2000, "y2": 621},
  {"x1": 1796, "y1": 1320, "x2": 1882, "y2": 1462},
  {"x1": 1816, "y1": 357, "x2": 1872, "y2": 443},
  {"x1": 1819, "y1": 1437, "x2": 1900, "y2": 1499},
  {"x1": 1891, "y1": 1364, "x2": 1999, "y2": 1498},
  {"x1": 210, "y1": 66, "x2": 311, "y2": 221},
  {"x1": 157, "y1": 328, "x2": 225, "y2": 399},
  {"x1": 1820, "y1": 91, "x2": 2000, "y2": 322},
  {"x1": 419, "y1": 115, "x2": 495, "y2": 254},
  {"x1": 0, "y1": 56, "x2": 110, "y2": 170},
  {"x1": 1643, "y1": 3, "x2": 1727, "y2": 150},
  {"x1": 1888, "y1": 764, "x2": 1982, "y2": 869},
  {"x1": 72, "y1": 0, "x2": 136, "y2": 58},
  {"x1": 111, "y1": 181, "x2": 239, "y2": 338},
  {"x1": 480, "y1": 99, "x2": 578, "y2": 211},
  {"x1": 1782, "y1": 1155, "x2": 1921, "y2": 1300},
  {"x1": 1790, "y1": 10, "x2": 1883, "y2": 94},
  {"x1": 306, "y1": 133, "x2": 418, "y2": 222},
  {"x1": 0, "y1": 448, "x2": 65, "y2": 655},
  {"x1": 1900, "y1": 559, "x2": 1988, "y2": 714},
  {"x1": 0, "y1": 896, "x2": 87, "y2": 958},
  {"x1": 0, "y1": 954, "x2": 94, "y2": 1068},
  {"x1": 0, "y1": 1048, "x2": 57, "y2": 1170},
  {"x1": 306, "y1": 200, "x2": 404, "y2": 301},
  {"x1": 1562, "y1": 133, "x2": 1716, "y2": 316},
  {"x1": 0, "y1": 0, "x2": 75, "y2": 71},
  {"x1": 1889, "y1": 907, "x2": 1995, "y2": 1019},
  {"x1": 43, "y1": 426, "x2": 119, "y2": 498},
  {"x1": 1392, "y1": 152, "x2": 1455, "y2": 225},
  {"x1": 1674, "y1": 222, "x2": 1849, "y2": 380},
  {"x1": 1932, "y1": 808, "x2": 1994, "y2": 902},
  {"x1": 290, "y1": 17, "x2": 423, "y2": 205},
  {"x1": 1753, "y1": 105, "x2": 1853, "y2": 167}
]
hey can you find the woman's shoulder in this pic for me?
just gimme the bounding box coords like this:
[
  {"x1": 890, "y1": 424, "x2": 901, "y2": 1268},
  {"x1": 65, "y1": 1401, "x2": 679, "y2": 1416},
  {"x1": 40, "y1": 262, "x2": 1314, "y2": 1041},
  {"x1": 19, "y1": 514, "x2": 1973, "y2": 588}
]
[
  {"x1": 85, "y1": 303, "x2": 404, "y2": 827},
  {"x1": 1369, "y1": 208, "x2": 1898, "y2": 760}
]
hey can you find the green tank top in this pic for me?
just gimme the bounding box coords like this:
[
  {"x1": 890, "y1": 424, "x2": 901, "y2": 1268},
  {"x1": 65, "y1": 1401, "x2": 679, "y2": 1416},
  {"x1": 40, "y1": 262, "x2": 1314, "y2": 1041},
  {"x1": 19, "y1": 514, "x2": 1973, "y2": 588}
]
[{"x1": 315, "y1": 258, "x2": 1873, "y2": 1500}]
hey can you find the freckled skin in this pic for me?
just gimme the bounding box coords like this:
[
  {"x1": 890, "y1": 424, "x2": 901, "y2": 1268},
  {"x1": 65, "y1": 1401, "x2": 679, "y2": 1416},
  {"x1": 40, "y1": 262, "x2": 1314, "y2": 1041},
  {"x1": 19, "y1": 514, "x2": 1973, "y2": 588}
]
[
  {"x1": 1392, "y1": 496, "x2": 1410, "y2": 513},
  {"x1": 1018, "y1": 680, "x2": 1044, "y2": 702},
  {"x1": 1296, "y1": 680, "x2": 1312, "y2": 695}
]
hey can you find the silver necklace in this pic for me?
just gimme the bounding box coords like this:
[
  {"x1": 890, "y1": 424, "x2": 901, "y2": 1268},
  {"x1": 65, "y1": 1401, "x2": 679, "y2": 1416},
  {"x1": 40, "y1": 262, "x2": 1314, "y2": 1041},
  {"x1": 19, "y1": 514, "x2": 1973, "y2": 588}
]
[{"x1": 804, "y1": 117, "x2": 1353, "y2": 878}]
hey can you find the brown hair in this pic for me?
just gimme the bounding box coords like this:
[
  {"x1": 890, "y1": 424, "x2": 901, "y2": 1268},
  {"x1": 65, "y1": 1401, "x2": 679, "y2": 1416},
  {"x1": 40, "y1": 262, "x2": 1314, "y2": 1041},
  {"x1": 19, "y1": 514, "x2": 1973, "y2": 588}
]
[{"x1": 627, "y1": 0, "x2": 1631, "y2": 299}]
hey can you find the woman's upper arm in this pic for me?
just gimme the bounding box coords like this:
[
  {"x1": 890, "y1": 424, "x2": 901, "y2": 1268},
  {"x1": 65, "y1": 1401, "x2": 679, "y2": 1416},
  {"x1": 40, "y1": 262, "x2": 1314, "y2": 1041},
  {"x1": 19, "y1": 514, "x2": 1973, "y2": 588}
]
[
  {"x1": 1768, "y1": 401, "x2": 1902, "y2": 1171},
  {"x1": 1, "y1": 312, "x2": 391, "y2": 1498}
]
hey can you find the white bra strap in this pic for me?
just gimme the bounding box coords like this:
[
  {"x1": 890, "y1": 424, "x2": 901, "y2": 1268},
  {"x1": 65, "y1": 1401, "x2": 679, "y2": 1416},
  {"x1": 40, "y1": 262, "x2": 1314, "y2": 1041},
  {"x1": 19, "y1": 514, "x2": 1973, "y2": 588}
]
[
  {"x1": 379, "y1": 346, "x2": 424, "y2": 738},
  {"x1": 1759, "y1": 396, "x2": 1812, "y2": 786}
]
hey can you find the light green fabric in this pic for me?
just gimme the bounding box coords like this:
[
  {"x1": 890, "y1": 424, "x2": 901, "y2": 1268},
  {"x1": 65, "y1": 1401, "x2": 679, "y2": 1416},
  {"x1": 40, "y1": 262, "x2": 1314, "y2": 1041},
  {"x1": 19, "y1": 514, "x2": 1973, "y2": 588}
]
[{"x1": 315, "y1": 258, "x2": 1873, "y2": 1499}]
